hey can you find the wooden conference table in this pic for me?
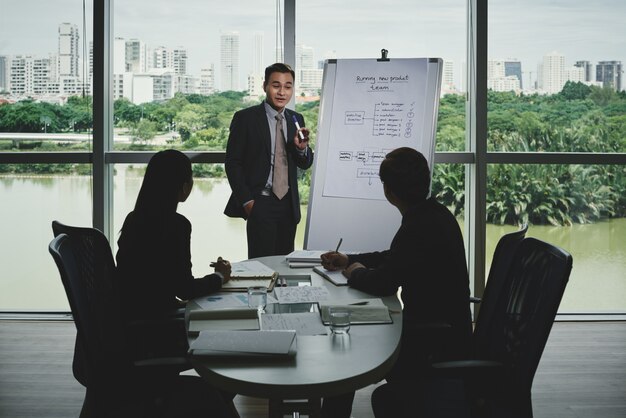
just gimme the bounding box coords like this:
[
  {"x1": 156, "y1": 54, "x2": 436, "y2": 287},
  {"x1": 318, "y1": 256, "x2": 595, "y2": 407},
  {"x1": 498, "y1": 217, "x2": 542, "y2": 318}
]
[{"x1": 185, "y1": 255, "x2": 403, "y2": 410}]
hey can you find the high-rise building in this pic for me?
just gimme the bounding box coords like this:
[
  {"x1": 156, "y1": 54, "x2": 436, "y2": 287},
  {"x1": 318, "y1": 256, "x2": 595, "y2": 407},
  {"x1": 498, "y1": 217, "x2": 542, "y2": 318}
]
[
  {"x1": 199, "y1": 65, "x2": 215, "y2": 95},
  {"x1": 58, "y1": 23, "x2": 80, "y2": 78},
  {"x1": 596, "y1": 61, "x2": 622, "y2": 91},
  {"x1": 488, "y1": 59, "x2": 521, "y2": 92},
  {"x1": 295, "y1": 44, "x2": 320, "y2": 93},
  {"x1": 113, "y1": 37, "x2": 127, "y2": 74},
  {"x1": 153, "y1": 46, "x2": 169, "y2": 70},
  {"x1": 296, "y1": 44, "x2": 315, "y2": 70},
  {"x1": 150, "y1": 46, "x2": 187, "y2": 75},
  {"x1": 504, "y1": 59, "x2": 523, "y2": 89},
  {"x1": 0, "y1": 56, "x2": 7, "y2": 92},
  {"x1": 574, "y1": 60, "x2": 593, "y2": 82},
  {"x1": 247, "y1": 73, "x2": 264, "y2": 98},
  {"x1": 253, "y1": 32, "x2": 264, "y2": 76},
  {"x1": 125, "y1": 39, "x2": 147, "y2": 73},
  {"x1": 9, "y1": 55, "x2": 54, "y2": 96},
  {"x1": 442, "y1": 60, "x2": 455, "y2": 91},
  {"x1": 566, "y1": 66, "x2": 586, "y2": 83},
  {"x1": 220, "y1": 31, "x2": 240, "y2": 91},
  {"x1": 171, "y1": 48, "x2": 188, "y2": 75},
  {"x1": 541, "y1": 51, "x2": 565, "y2": 94}
]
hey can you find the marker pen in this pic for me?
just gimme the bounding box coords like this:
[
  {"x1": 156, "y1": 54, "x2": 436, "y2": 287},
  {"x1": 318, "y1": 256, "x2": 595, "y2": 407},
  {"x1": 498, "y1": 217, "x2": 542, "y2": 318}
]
[{"x1": 292, "y1": 115, "x2": 306, "y2": 140}]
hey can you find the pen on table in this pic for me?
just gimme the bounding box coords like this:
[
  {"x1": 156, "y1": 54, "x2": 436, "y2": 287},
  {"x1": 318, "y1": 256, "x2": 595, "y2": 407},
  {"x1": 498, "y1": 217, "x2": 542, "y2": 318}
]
[
  {"x1": 349, "y1": 301, "x2": 369, "y2": 306},
  {"x1": 292, "y1": 115, "x2": 306, "y2": 140},
  {"x1": 334, "y1": 238, "x2": 343, "y2": 253}
]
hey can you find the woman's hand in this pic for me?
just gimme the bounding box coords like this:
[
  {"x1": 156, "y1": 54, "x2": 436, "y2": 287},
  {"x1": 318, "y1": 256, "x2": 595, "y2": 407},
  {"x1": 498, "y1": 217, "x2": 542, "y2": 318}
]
[{"x1": 211, "y1": 256, "x2": 231, "y2": 282}]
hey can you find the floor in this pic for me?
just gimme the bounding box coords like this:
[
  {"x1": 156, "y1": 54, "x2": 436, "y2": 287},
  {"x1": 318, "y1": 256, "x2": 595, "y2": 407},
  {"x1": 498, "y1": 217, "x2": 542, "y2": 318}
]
[{"x1": 0, "y1": 320, "x2": 625, "y2": 418}]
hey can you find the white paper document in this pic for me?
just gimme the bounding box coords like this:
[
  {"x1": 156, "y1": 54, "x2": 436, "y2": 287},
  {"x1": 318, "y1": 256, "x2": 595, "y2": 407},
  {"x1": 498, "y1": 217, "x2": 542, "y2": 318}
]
[
  {"x1": 230, "y1": 260, "x2": 276, "y2": 277},
  {"x1": 194, "y1": 294, "x2": 249, "y2": 310},
  {"x1": 285, "y1": 250, "x2": 325, "y2": 262},
  {"x1": 319, "y1": 299, "x2": 392, "y2": 325},
  {"x1": 274, "y1": 286, "x2": 330, "y2": 304},
  {"x1": 261, "y1": 312, "x2": 328, "y2": 336},
  {"x1": 189, "y1": 330, "x2": 297, "y2": 357},
  {"x1": 313, "y1": 266, "x2": 349, "y2": 286},
  {"x1": 187, "y1": 308, "x2": 260, "y2": 334},
  {"x1": 194, "y1": 293, "x2": 278, "y2": 310}
]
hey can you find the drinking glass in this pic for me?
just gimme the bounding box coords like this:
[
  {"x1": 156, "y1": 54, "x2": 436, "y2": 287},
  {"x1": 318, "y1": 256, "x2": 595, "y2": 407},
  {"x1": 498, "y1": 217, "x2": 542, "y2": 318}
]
[
  {"x1": 247, "y1": 286, "x2": 267, "y2": 312},
  {"x1": 329, "y1": 307, "x2": 351, "y2": 334}
]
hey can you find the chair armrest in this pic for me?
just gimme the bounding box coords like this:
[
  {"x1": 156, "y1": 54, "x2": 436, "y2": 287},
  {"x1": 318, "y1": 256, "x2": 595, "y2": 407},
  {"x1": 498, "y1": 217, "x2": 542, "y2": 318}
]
[{"x1": 431, "y1": 359, "x2": 504, "y2": 380}]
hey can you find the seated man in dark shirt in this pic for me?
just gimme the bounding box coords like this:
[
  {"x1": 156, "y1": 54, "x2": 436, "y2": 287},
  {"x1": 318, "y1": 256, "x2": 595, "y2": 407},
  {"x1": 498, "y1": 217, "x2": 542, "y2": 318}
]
[{"x1": 320, "y1": 147, "x2": 472, "y2": 418}]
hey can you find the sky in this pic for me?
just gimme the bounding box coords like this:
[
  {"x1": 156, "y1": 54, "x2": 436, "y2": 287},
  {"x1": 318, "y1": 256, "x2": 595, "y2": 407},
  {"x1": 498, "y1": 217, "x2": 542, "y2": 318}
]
[{"x1": 1, "y1": 0, "x2": 625, "y2": 89}]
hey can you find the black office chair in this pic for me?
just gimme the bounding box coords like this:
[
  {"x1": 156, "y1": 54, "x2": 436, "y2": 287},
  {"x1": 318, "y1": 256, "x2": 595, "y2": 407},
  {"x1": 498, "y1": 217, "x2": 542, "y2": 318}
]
[
  {"x1": 52, "y1": 221, "x2": 188, "y2": 361},
  {"x1": 49, "y1": 230, "x2": 224, "y2": 417},
  {"x1": 372, "y1": 236, "x2": 572, "y2": 418},
  {"x1": 471, "y1": 224, "x2": 528, "y2": 351}
]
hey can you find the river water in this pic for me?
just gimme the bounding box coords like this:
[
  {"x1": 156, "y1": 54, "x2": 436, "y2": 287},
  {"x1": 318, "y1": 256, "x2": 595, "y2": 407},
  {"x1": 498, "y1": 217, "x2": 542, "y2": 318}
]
[{"x1": 1, "y1": 169, "x2": 624, "y2": 313}]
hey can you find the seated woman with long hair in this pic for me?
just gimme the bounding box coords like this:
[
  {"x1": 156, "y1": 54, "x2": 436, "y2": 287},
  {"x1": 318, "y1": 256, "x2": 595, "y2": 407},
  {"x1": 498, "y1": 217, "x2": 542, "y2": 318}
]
[{"x1": 116, "y1": 149, "x2": 231, "y2": 321}]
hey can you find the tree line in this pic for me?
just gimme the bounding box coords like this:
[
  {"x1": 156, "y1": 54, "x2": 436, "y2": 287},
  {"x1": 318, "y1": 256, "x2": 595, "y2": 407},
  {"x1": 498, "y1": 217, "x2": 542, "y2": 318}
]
[{"x1": 1, "y1": 82, "x2": 625, "y2": 226}]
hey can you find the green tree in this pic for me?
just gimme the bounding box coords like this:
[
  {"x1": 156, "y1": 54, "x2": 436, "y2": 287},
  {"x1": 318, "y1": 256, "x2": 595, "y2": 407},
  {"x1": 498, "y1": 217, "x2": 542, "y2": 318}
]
[
  {"x1": 174, "y1": 104, "x2": 206, "y2": 141},
  {"x1": 130, "y1": 119, "x2": 158, "y2": 143},
  {"x1": 559, "y1": 81, "x2": 591, "y2": 100}
]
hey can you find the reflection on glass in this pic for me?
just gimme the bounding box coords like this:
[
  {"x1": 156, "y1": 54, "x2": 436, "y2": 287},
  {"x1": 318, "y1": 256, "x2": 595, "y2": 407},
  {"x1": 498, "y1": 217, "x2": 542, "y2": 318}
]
[
  {"x1": 0, "y1": 165, "x2": 92, "y2": 310},
  {"x1": 486, "y1": 164, "x2": 626, "y2": 312}
]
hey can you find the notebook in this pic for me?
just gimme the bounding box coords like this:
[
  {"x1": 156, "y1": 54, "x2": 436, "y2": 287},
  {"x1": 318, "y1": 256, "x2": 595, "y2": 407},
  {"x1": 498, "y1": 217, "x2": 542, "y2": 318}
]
[
  {"x1": 188, "y1": 330, "x2": 297, "y2": 357},
  {"x1": 221, "y1": 260, "x2": 278, "y2": 292},
  {"x1": 313, "y1": 266, "x2": 348, "y2": 286}
]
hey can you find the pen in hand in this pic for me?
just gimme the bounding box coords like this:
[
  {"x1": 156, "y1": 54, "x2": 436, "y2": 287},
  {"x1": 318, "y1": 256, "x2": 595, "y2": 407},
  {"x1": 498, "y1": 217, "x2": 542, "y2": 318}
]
[
  {"x1": 334, "y1": 238, "x2": 343, "y2": 253},
  {"x1": 292, "y1": 115, "x2": 306, "y2": 141}
]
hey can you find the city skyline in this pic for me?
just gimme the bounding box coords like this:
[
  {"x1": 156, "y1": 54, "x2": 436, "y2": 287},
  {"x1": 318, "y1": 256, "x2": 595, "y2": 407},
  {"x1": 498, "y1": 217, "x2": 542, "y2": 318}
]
[{"x1": 1, "y1": 0, "x2": 625, "y2": 94}]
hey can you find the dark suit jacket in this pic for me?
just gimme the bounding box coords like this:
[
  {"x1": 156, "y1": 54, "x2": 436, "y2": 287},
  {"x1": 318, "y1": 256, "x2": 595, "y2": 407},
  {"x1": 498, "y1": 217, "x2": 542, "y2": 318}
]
[
  {"x1": 347, "y1": 197, "x2": 472, "y2": 365},
  {"x1": 115, "y1": 211, "x2": 222, "y2": 321},
  {"x1": 224, "y1": 102, "x2": 314, "y2": 223}
]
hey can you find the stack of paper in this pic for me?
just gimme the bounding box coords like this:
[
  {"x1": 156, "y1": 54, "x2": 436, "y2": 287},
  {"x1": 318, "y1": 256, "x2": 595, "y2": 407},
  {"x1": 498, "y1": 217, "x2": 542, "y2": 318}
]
[
  {"x1": 189, "y1": 330, "x2": 297, "y2": 357},
  {"x1": 285, "y1": 250, "x2": 326, "y2": 262},
  {"x1": 319, "y1": 298, "x2": 393, "y2": 324},
  {"x1": 187, "y1": 308, "x2": 260, "y2": 335},
  {"x1": 285, "y1": 250, "x2": 325, "y2": 267}
]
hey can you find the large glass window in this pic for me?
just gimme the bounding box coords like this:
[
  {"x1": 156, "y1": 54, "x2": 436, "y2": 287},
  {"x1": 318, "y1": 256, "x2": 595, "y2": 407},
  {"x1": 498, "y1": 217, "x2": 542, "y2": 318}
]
[
  {"x1": 2, "y1": 1, "x2": 625, "y2": 316},
  {"x1": 486, "y1": 163, "x2": 626, "y2": 312},
  {"x1": 488, "y1": 0, "x2": 626, "y2": 153},
  {"x1": 487, "y1": 0, "x2": 626, "y2": 314},
  {"x1": 0, "y1": 165, "x2": 92, "y2": 310},
  {"x1": 0, "y1": 1, "x2": 93, "y2": 311},
  {"x1": 0, "y1": 1, "x2": 94, "y2": 153}
]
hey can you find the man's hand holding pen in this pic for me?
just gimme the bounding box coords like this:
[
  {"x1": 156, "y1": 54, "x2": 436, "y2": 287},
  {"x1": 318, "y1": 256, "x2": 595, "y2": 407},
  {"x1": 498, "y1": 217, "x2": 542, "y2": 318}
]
[
  {"x1": 293, "y1": 127, "x2": 310, "y2": 150},
  {"x1": 320, "y1": 252, "x2": 349, "y2": 271}
]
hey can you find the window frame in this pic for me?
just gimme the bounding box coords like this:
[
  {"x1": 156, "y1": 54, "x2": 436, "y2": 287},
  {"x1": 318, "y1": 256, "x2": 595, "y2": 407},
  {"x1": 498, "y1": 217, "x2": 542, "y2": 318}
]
[{"x1": 1, "y1": 0, "x2": 625, "y2": 317}]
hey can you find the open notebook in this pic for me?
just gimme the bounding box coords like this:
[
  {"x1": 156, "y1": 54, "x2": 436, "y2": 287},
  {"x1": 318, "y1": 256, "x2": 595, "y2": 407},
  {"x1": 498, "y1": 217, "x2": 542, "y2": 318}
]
[
  {"x1": 313, "y1": 266, "x2": 348, "y2": 286},
  {"x1": 221, "y1": 260, "x2": 278, "y2": 292}
]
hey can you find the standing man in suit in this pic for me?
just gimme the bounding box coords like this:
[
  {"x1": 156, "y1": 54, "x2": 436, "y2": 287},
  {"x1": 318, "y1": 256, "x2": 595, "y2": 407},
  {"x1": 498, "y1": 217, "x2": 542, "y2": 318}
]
[{"x1": 224, "y1": 63, "x2": 314, "y2": 259}]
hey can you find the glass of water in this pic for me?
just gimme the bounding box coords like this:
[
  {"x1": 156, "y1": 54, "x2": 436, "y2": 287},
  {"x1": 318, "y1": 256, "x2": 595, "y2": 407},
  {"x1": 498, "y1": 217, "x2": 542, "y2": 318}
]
[
  {"x1": 329, "y1": 307, "x2": 351, "y2": 334},
  {"x1": 247, "y1": 286, "x2": 268, "y2": 313}
]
